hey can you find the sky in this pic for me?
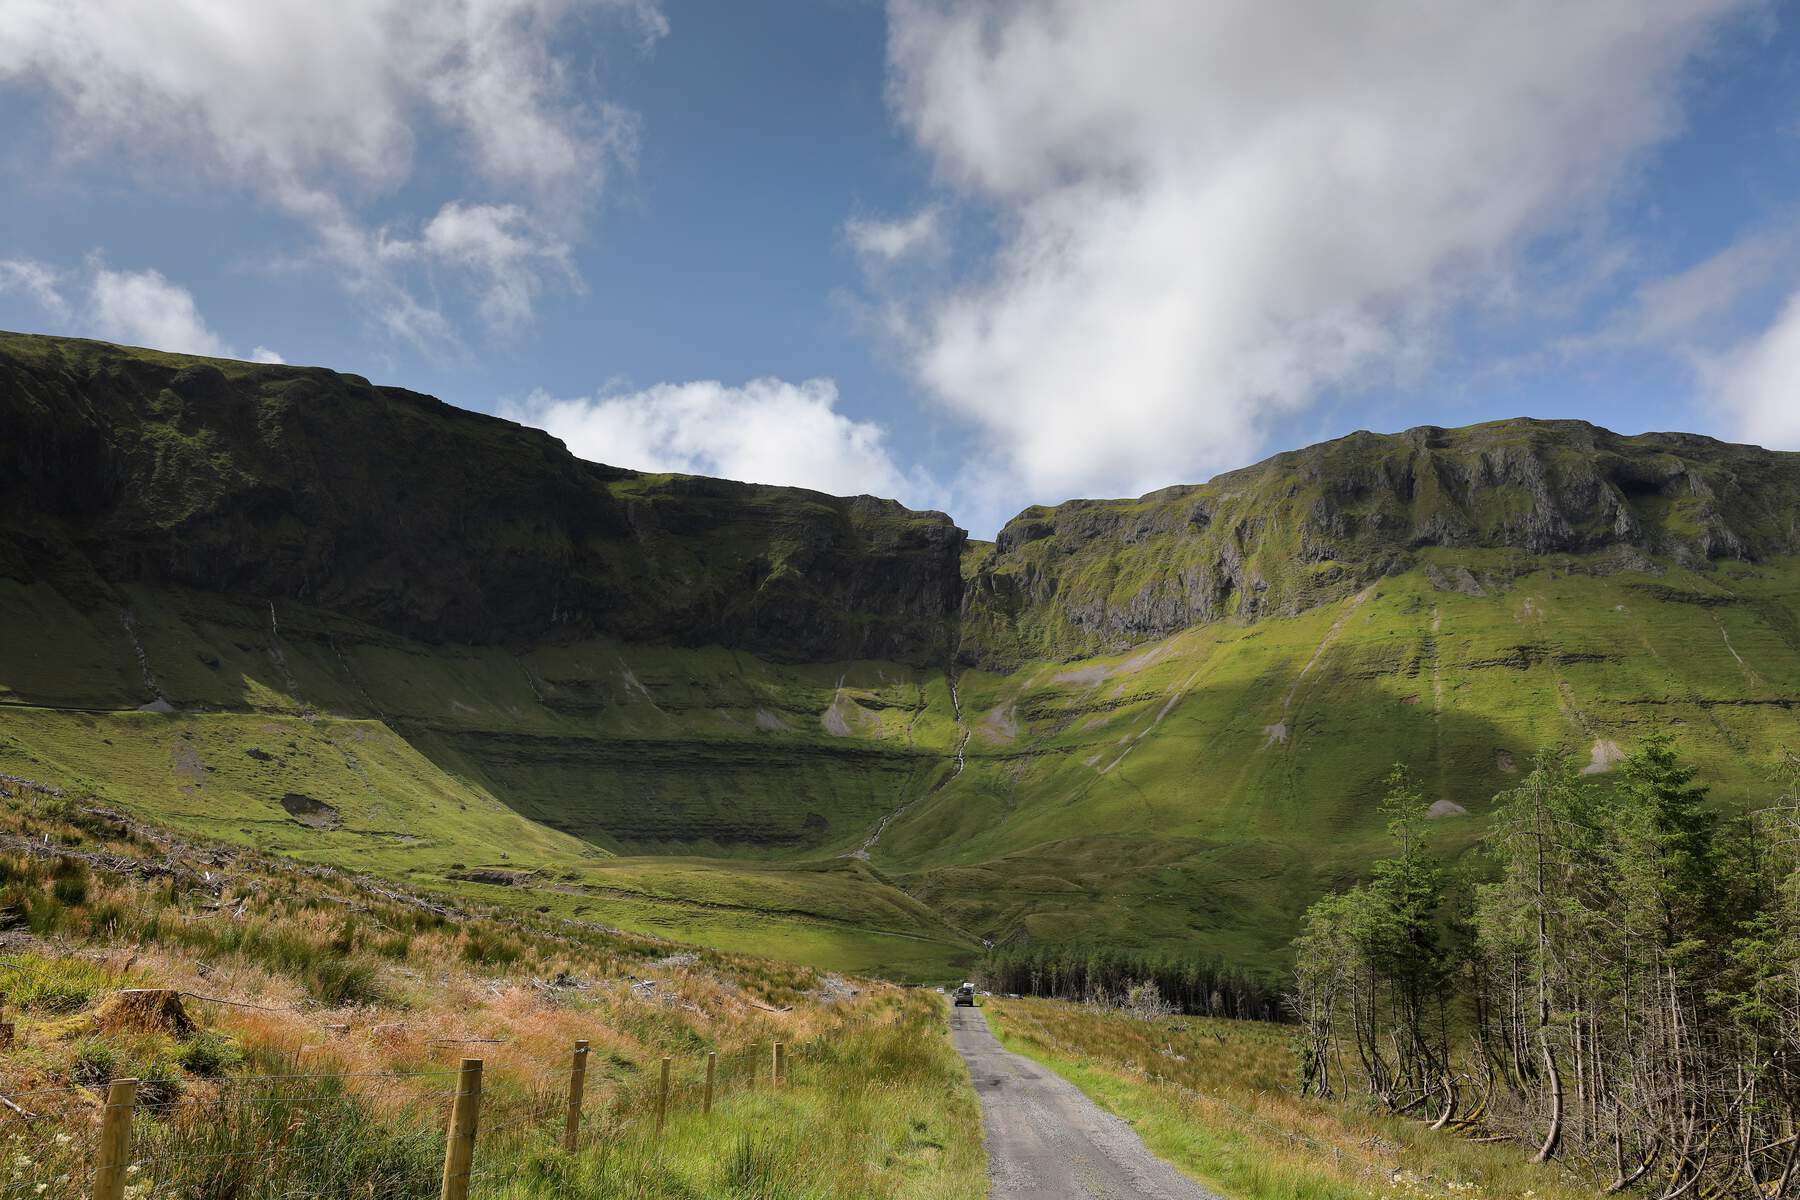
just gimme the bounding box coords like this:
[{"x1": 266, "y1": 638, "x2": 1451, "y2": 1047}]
[{"x1": 2, "y1": 0, "x2": 1798, "y2": 538}]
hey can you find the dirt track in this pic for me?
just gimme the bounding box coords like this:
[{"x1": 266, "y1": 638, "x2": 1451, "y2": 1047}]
[{"x1": 949, "y1": 1004, "x2": 1224, "y2": 1199}]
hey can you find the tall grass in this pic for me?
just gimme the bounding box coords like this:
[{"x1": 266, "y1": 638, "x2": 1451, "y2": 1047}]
[
  {"x1": 1, "y1": 950, "x2": 111, "y2": 1012},
  {"x1": 4, "y1": 995, "x2": 982, "y2": 1200},
  {"x1": 984, "y1": 997, "x2": 1595, "y2": 1200},
  {"x1": 478, "y1": 994, "x2": 983, "y2": 1200},
  {"x1": 0, "y1": 792, "x2": 985, "y2": 1199},
  {"x1": 134, "y1": 1079, "x2": 446, "y2": 1198}
]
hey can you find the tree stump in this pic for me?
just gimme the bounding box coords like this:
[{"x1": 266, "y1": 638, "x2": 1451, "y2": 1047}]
[{"x1": 94, "y1": 989, "x2": 195, "y2": 1037}]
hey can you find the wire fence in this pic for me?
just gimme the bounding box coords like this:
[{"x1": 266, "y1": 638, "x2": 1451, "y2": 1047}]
[{"x1": 0, "y1": 1038, "x2": 800, "y2": 1200}]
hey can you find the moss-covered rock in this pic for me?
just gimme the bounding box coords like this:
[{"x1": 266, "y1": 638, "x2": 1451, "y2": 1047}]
[
  {"x1": 960, "y1": 419, "x2": 1800, "y2": 665},
  {"x1": 0, "y1": 333, "x2": 966, "y2": 664}
]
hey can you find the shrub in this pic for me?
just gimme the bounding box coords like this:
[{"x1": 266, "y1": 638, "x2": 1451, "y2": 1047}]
[
  {"x1": 84, "y1": 901, "x2": 126, "y2": 937},
  {"x1": 23, "y1": 889, "x2": 64, "y2": 934},
  {"x1": 71, "y1": 1038, "x2": 121, "y2": 1086},
  {"x1": 51, "y1": 862, "x2": 89, "y2": 906},
  {"x1": 460, "y1": 930, "x2": 522, "y2": 967},
  {"x1": 1123, "y1": 980, "x2": 1177, "y2": 1019},
  {"x1": 177, "y1": 1033, "x2": 243, "y2": 1078},
  {"x1": 373, "y1": 931, "x2": 413, "y2": 960},
  {"x1": 306, "y1": 956, "x2": 384, "y2": 1006},
  {"x1": 138, "y1": 1057, "x2": 185, "y2": 1108}
]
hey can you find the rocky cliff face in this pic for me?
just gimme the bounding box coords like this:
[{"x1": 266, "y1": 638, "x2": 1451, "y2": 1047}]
[
  {"x1": 7, "y1": 334, "x2": 1798, "y2": 674},
  {"x1": 0, "y1": 333, "x2": 965, "y2": 664},
  {"x1": 960, "y1": 420, "x2": 1800, "y2": 666}
]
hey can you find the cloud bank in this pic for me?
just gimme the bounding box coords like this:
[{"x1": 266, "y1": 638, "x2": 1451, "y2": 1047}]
[
  {"x1": 0, "y1": 258, "x2": 281, "y2": 364},
  {"x1": 1715, "y1": 290, "x2": 1800, "y2": 447},
  {"x1": 876, "y1": 0, "x2": 1753, "y2": 516},
  {"x1": 0, "y1": 0, "x2": 662, "y2": 343},
  {"x1": 504, "y1": 379, "x2": 940, "y2": 507},
  {"x1": 89, "y1": 267, "x2": 233, "y2": 358}
]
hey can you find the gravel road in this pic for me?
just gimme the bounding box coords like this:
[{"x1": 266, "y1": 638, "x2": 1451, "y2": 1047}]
[{"x1": 949, "y1": 1003, "x2": 1226, "y2": 1199}]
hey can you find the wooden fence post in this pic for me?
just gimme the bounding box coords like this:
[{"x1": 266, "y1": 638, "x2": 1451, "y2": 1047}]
[
  {"x1": 703, "y1": 1051, "x2": 716, "y2": 1115},
  {"x1": 773, "y1": 1042, "x2": 785, "y2": 1088},
  {"x1": 439, "y1": 1058, "x2": 483, "y2": 1200},
  {"x1": 563, "y1": 1040, "x2": 589, "y2": 1152},
  {"x1": 91, "y1": 1078, "x2": 137, "y2": 1200},
  {"x1": 655, "y1": 1056, "x2": 671, "y2": 1138}
]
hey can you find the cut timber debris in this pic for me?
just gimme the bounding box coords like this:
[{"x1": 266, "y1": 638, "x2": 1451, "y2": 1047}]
[{"x1": 446, "y1": 867, "x2": 539, "y2": 887}]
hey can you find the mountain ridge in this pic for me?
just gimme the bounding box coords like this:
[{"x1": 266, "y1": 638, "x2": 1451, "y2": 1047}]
[
  {"x1": 8, "y1": 331, "x2": 1797, "y2": 673},
  {"x1": 961, "y1": 416, "x2": 1800, "y2": 665},
  {"x1": 0, "y1": 331, "x2": 965, "y2": 665},
  {"x1": 7, "y1": 329, "x2": 1800, "y2": 979}
]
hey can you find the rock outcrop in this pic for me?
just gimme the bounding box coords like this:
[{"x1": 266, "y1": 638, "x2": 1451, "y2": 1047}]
[
  {"x1": 959, "y1": 420, "x2": 1800, "y2": 665},
  {"x1": 0, "y1": 333, "x2": 965, "y2": 665},
  {"x1": 6, "y1": 333, "x2": 1799, "y2": 672}
]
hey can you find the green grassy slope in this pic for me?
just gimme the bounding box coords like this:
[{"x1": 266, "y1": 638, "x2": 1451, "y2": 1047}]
[
  {"x1": 0, "y1": 576, "x2": 976, "y2": 980},
  {"x1": 877, "y1": 552, "x2": 1800, "y2": 971},
  {"x1": 7, "y1": 332, "x2": 1800, "y2": 983},
  {"x1": 8, "y1": 553, "x2": 1797, "y2": 978}
]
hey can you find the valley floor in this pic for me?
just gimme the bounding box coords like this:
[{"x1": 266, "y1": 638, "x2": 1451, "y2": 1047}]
[{"x1": 1, "y1": 784, "x2": 1697, "y2": 1200}]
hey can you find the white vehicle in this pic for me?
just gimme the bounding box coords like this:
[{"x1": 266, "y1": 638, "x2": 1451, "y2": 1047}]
[{"x1": 953, "y1": 982, "x2": 976, "y2": 1006}]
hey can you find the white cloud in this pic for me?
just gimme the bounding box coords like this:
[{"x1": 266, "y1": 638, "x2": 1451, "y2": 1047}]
[
  {"x1": 90, "y1": 267, "x2": 232, "y2": 358},
  {"x1": 877, "y1": 0, "x2": 1754, "y2": 505},
  {"x1": 1713, "y1": 288, "x2": 1800, "y2": 447},
  {"x1": 0, "y1": 0, "x2": 660, "y2": 203},
  {"x1": 263, "y1": 196, "x2": 576, "y2": 346},
  {"x1": 504, "y1": 378, "x2": 940, "y2": 506},
  {"x1": 0, "y1": 0, "x2": 663, "y2": 340},
  {"x1": 414, "y1": 202, "x2": 577, "y2": 335},
  {"x1": 1, "y1": 258, "x2": 284, "y2": 363},
  {"x1": 846, "y1": 208, "x2": 944, "y2": 266},
  {"x1": 0, "y1": 258, "x2": 70, "y2": 318},
  {"x1": 1628, "y1": 230, "x2": 1795, "y2": 346}
]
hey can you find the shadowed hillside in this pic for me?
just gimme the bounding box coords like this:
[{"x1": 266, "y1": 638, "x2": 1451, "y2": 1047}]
[
  {"x1": 1, "y1": 332, "x2": 965, "y2": 663},
  {"x1": 5, "y1": 330, "x2": 1800, "y2": 978}
]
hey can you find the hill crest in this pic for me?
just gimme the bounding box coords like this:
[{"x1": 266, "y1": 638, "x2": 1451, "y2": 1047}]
[{"x1": 8, "y1": 331, "x2": 1796, "y2": 670}]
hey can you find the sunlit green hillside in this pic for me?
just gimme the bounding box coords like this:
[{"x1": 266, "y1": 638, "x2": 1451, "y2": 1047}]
[
  {"x1": 6, "y1": 331, "x2": 1799, "y2": 982},
  {"x1": 8, "y1": 554, "x2": 1799, "y2": 977},
  {"x1": 880, "y1": 553, "x2": 1800, "y2": 968},
  {"x1": 0, "y1": 578, "x2": 974, "y2": 979}
]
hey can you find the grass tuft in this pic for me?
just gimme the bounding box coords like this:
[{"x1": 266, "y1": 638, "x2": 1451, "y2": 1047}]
[{"x1": 985, "y1": 996, "x2": 1594, "y2": 1200}]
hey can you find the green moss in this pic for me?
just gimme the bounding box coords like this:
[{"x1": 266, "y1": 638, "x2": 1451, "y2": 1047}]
[{"x1": 9, "y1": 331, "x2": 1800, "y2": 984}]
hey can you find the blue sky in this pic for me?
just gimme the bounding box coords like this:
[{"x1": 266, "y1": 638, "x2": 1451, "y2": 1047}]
[{"x1": 2, "y1": 0, "x2": 1798, "y2": 537}]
